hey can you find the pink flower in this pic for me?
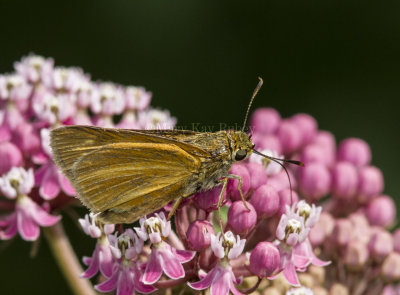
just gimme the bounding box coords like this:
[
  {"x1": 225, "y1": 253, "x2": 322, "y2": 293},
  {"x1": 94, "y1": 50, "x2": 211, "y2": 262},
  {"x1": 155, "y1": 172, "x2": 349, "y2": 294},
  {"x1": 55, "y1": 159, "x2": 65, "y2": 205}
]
[
  {"x1": 79, "y1": 214, "x2": 116, "y2": 278},
  {"x1": 143, "y1": 241, "x2": 195, "y2": 284},
  {"x1": 272, "y1": 201, "x2": 327, "y2": 286},
  {"x1": 90, "y1": 82, "x2": 126, "y2": 116},
  {"x1": 81, "y1": 242, "x2": 114, "y2": 279},
  {"x1": 95, "y1": 228, "x2": 156, "y2": 295},
  {"x1": 135, "y1": 213, "x2": 195, "y2": 284},
  {"x1": 14, "y1": 55, "x2": 54, "y2": 84},
  {"x1": 0, "y1": 195, "x2": 60, "y2": 240},
  {"x1": 188, "y1": 231, "x2": 245, "y2": 295},
  {"x1": 125, "y1": 86, "x2": 152, "y2": 111},
  {"x1": 292, "y1": 239, "x2": 330, "y2": 269},
  {"x1": 95, "y1": 260, "x2": 156, "y2": 295},
  {"x1": 33, "y1": 92, "x2": 76, "y2": 125},
  {"x1": 276, "y1": 208, "x2": 309, "y2": 247},
  {"x1": 189, "y1": 264, "x2": 243, "y2": 295},
  {"x1": 0, "y1": 167, "x2": 60, "y2": 241},
  {"x1": 137, "y1": 108, "x2": 176, "y2": 130}
]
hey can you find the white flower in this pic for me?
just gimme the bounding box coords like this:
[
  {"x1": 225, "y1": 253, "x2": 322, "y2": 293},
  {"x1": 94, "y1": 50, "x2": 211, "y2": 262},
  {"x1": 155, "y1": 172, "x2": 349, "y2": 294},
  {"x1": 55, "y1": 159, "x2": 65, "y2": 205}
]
[
  {"x1": 210, "y1": 231, "x2": 246, "y2": 260},
  {"x1": 276, "y1": 203, "x2": 310, "y2": 246},
  {"x1": 138, "y1": 108, "x2": 176, "y2": 130},
  {"x1": 0, "y1": 167, "x2": 34, "y2": 199},
  {"x1": 134, "y1": 212, "x2": 171, "y2": 244},
  {"x1": 249, "y1": 149, "x2": 283, "y2": 175}
]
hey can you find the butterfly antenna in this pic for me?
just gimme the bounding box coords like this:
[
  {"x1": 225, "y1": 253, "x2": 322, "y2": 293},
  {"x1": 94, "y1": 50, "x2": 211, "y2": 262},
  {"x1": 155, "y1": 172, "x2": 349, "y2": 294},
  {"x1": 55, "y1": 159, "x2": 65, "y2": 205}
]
[
  {"x1": 253, "y1": 149, "x2": 304, "y2": 205},
  {"x1": 242, "y1": 77, "x2": 263, "y2": 132}
]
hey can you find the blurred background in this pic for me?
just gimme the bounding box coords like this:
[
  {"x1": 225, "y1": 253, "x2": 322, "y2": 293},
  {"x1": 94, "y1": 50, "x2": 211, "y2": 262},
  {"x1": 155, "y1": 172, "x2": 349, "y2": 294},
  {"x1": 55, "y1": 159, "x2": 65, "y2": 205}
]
[{"x1": 1, "y1": 0, "x2": 399, "y2": 293}]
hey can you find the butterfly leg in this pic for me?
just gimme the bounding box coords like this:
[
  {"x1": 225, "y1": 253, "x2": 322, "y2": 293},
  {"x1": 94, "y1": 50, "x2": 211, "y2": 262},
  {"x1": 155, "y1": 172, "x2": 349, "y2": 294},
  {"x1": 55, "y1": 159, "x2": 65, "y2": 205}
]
[
  {"x1": 168, "y1": 196, "x2": 183, "y2": 221},
  {"x1": 216, "y1": 177, "x2": 229, "y2": 233},
  {"x1": 226, "y1": 174, "x2": 250, "y2": 211}
]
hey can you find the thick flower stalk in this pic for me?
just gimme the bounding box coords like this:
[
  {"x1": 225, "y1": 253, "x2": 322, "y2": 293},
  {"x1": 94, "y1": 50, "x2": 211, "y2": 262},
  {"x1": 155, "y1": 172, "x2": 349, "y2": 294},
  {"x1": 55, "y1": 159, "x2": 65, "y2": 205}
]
[{"x1": 1, "y1": 55, "x2": 399, "y2": 295}]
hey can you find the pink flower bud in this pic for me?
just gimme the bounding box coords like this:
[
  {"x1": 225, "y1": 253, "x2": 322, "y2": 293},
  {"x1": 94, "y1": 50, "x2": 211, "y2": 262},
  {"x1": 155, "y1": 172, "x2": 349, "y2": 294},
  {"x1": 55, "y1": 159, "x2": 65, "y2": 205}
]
[
  {"x1": 249, "y1": 107, "x2": 281, "y2": 134},
  {"x1": 331, "y1": 162, "x2": 358, "y2": 200},
  {"x1": 349, "y1": 213, "x2": 371, "y2": 244},
  {"x1": 313, "y1": 130, "x2": 336, "y2": 152},
  {"x1": 267, "y1": 169, "x2": 297, "y2": 192},
  {"x1": 309, "y1": 212, "x2": 335, "y2": 247},
  {"x1": 301, "y1": 144, "x2": 332, "y2": 166},
  {"x1": 0, "y1": 142, "x2": 23, "y2": 174},
  {"x1": 227, "y1": 164, "x2": 250, "y2": 201},
  {"x1": 337, "y1": 138, "x2": 371, "y2": 167},
  {"x1": 344, "y1": 241, "x2": 369, "y2": 270},
  {"x1": 186, "y1": 220, "x2": 215, "y2": 251},
  {"x1": 252, "y1": 134, "x2": 282, "y2": 155},
  {"x1": 277, "y1": 188, "x2": 299, "y2": 216},
  {"x1": 228, "y1": 201, "x2": 257, "y2": 235},
  {"x1": 382, "y1": 252, "x2": 400, "y2": 281},
  {"x1": 298, "y1": 163, "x2": 331, "y2": 200},
  {"x1": 249, "y1": 242, "x2": 280, "y2": 277},
  {"x1": 246, "y1": 162, "x2": 267, "y2": 190},
  {"x1": 368, "y1": 228, "x2": 393, "y2": 262},
  {"x1": 393, "y1": 229, "x2": 400, "y2": 253},
  {"x1": 277, "y1": 120, "x2": 302, "y2": 155},
  {"x1": 193, "y1": 186, "x2": 227, "y2": 212},
  {"x1": 365, "y1": 195, "x2": 396, "y2": 227},
  {"x1": 357, "y1": 166, "x2": 384, "y2": 203},
  {"x1": 249, "y1": 184, "x2": 279, "y2": 218},
  {"x1": 332, "y1": 219, "x2": 353, "y2": 246},
  {"x1": 291, "y1": 113, "x2": 318, "y2": 146}
]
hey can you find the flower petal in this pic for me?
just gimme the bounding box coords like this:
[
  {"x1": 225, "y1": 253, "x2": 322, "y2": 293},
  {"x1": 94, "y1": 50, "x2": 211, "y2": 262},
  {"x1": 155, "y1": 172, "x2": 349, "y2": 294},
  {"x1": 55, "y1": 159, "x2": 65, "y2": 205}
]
[
  {"x1": 99, "y1": 245, "x2": 114, "y2": 277},
  {"x1": 159, "y1": 247, "x2": 185, "y2": 279},
  {"x1": 58, "y1": 172, "x2": 76, "y2": 196},
  {"x1": 283, "y1": 262, "x2": 300, "y2": 286},
  {"x1": 81, "y1": 247, "x2": 100, "y2": 279},
  {"x1": 293, "y1": 254, "x2": 311, "y2": 269},
  {"x1": 116, "y1": 267, "x2": 134, "y2": 295},
  {"x1": 188, "y1": 267, "x2": 220, "y2": 290},
  {"x1": 17, "y1": 206, "x2": 39, "y2": 241},
  {"x1": 173, "y1": 248, "x2": 196, "y2": 263},
  {"x1": 31, "y1": 202, "x2": 61, "y2": 226},
  {"x1": 95, "y1": 264, "x2": 119, "y2": 292},
  {"x1": 0, "y1": 212, "x2": 18, "y2": 240},
  {"x1": 210, "y1": 269, "x2": 231, "y2": 295},
  {"x1": 39, "y1": 164, "x2": 60, "y2": 200},
  {"x1": 143, "y1": 251, "x2": 163, "y2": 285},
  {"x1": 311, "y1": 255, "x2": 331, "y2": 267}
]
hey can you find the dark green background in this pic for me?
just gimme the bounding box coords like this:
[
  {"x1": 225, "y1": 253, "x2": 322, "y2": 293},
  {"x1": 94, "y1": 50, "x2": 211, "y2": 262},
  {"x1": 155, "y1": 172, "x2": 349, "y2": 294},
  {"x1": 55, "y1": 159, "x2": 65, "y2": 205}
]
[{"x1": 1, "y1": 1, "x2": 399, "y2": 294}]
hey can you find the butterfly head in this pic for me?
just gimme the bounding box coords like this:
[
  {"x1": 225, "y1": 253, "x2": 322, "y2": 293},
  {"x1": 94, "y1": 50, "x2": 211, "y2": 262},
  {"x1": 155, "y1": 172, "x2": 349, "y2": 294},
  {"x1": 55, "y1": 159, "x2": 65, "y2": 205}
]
[{"x1": 229, "y1": 130, "x2": 255, "y2": 162}]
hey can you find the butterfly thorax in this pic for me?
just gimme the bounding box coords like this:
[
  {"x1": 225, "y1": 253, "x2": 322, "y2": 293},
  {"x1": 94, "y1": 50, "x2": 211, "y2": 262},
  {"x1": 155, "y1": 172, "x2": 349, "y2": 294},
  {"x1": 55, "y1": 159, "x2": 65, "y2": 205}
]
[{"x1": 183, "y1": 130, "x2": 254, "y2": 194}]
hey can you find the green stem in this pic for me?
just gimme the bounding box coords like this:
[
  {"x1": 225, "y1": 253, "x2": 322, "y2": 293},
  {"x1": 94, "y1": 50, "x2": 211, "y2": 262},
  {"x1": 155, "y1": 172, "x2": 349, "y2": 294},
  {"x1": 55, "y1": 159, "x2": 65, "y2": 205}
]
[{"x1": 43, "y1": 222, "x2": 96, "y2": 295}]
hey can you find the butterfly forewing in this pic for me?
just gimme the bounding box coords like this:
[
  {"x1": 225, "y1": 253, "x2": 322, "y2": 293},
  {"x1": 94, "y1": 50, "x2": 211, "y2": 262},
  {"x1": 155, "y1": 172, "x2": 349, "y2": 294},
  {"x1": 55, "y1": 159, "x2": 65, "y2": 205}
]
[{"x1": 50, "y1": 126, "x2": 209, "y2": 223}]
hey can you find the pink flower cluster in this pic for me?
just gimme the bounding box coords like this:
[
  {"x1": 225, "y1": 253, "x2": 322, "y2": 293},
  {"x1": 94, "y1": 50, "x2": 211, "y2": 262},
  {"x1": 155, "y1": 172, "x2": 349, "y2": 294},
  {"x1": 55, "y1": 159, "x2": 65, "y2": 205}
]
[
  {"x1": 1, "y1": 56, "x2": 397, "y2": 295},
  {"x1": 0, "y1": 55, "x2": 176, "y2": 241}
]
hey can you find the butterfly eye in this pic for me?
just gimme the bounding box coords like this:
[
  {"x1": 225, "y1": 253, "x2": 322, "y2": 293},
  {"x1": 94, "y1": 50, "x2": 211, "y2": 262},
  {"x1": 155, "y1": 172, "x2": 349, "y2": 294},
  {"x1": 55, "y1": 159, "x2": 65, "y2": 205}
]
[{"x1": 235, "y1": 149, "x2": 247, "y2": 161}]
